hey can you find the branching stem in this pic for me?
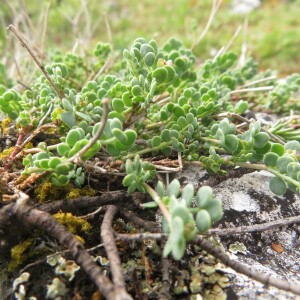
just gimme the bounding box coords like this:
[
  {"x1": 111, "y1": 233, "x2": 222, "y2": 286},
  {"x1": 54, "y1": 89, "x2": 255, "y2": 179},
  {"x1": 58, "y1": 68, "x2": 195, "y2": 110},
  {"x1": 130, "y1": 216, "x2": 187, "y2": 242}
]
[
  {"x1": 69, "y1": 98, "x2": 109, "y2": 164},
  {"x1": 7, "y1": 25, "x2": 64, "y2": 100}
]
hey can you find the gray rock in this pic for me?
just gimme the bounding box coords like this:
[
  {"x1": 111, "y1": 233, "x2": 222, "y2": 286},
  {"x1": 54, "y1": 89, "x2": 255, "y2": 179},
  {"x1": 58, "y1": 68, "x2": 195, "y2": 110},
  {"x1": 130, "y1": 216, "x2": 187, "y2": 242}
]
[{"x1": 176, "y1": 166, "x2": 300, "y2": 299}]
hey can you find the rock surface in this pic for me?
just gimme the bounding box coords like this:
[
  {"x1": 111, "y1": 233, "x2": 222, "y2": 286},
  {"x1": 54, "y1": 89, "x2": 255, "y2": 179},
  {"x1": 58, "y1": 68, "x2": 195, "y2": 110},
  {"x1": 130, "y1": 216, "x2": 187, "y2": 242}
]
[{"x1": 177, "y1": 166, "x2": 300, "y2": 299}]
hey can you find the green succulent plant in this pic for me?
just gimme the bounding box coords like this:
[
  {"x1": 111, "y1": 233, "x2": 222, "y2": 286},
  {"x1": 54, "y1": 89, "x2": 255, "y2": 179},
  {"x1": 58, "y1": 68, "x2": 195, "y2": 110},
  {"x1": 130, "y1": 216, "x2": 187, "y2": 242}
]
[{"x1": 1, "y1": 37, "x2": 299, "y2": 259}]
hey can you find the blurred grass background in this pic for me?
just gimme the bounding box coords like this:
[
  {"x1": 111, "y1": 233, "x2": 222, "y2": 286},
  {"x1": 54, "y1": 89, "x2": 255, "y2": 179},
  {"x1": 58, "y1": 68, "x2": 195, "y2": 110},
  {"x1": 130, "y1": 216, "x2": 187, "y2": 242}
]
[{"x1": 0, "y1": 0, "x2": 300, "y2": 76}]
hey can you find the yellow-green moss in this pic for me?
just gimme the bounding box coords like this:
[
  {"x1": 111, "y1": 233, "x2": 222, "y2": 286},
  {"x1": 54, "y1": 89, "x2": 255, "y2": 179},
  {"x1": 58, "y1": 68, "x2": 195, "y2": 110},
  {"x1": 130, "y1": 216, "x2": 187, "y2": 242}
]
[
  {"x1": 34, "y1": 181, "x2": 70, "y2": 203},
  {"x1": 23, "y1": 142, "x2": 34, "y2": 150},
  {"x1": 35, "y1": 181, "x2": 96, "y2": 203},
  {"x1": 0, "y1": 147, "x2": 14, "y2": 160},
  {"x1": 53, "y1": 212, "x2": 91, "y2": 238},
  {"x1": 1, "y1": 118, "x2": 11, "y2": 135},
  {"x1": 8, "y1": 239, "x2": 33, "y2": 271},
  {"x1": 66, "y1": 186, "x2": 96, "y2": 199}
]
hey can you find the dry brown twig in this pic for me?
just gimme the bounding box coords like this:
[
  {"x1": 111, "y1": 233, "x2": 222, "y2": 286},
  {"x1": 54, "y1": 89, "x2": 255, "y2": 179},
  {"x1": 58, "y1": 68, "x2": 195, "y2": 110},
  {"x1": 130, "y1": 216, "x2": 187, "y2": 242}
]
[
  {"x1": 5, "y1": 201, "x2": 117, "y2": 299},
  {"x1": 7, "y1": 25, "x2": 64, "y2": 100},
  {"x1": 101, "y1": 205, "x2": 132, "y2": 299},
  {"x1": 4, "y1": 195, "x2": 140, "y2": 300}
]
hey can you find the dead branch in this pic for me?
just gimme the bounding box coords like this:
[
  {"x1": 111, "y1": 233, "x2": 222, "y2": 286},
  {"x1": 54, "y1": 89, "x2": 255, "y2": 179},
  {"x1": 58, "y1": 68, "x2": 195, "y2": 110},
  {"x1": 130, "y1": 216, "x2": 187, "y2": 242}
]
[
  {"x1": 101, "y1": 205, "x2": 132, "y2": 299},
  {"x1": 118, "y1": 209, "x2": 159, "y2": 232},
  {"x1": 208, "y1": 215, "x2": 300, "y2": 236},
  {"x1": 115, "y1": 233, "x2": 166, "y2": 241},
  {"x1": 36, "y1": 191, "x2": 148, "y2": 214},
  {"x1": 7, "y1": 25, "x2": 64, "y2": 100},
  {"x1": 6, "y1": 202, "x2": 119, "y2": 299}
]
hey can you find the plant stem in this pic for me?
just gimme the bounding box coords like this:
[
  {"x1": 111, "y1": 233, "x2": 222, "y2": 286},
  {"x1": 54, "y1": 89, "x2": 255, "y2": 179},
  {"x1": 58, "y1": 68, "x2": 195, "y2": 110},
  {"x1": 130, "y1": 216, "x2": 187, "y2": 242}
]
[
  {"x1": 124, "y1": 142, "x2": 170, "y2": 159},
  {"x1": 230, "y1": 86, "x2": 274, "y2": 94},
  {"x1": 200, "y1": 136, "x2": 220, "y2": 144},
  {"x1": 191, "y1": 0, "x2": 222, "y2": 50},
  {"x1": 236, "y1": 162, "x2": 300, "y2": 189},
  {"x1": 69, "y1": 98, "x2": 109, "y2": 163},
  {"x1": 143, "y1": 183, "x2": 171, "y2": 226},
  {"x1": 7, "y1": 25, "x2": 65, "y2": 100},
  {"x1": 235, "y1": 162, "x2": 267, "y2": 171},
  {"x1": 268, "y1": 169, "x2": 300, "y2": 189},
  {"x1": 242, "y1": 75, "x2": 277, "y2": 87}
]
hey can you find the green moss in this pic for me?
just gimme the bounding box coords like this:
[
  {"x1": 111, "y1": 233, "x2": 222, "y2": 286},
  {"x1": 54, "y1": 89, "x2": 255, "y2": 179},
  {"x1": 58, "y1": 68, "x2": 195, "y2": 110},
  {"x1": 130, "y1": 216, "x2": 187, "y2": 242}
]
[
  {"x1": 53, "y1": 212, "x2": 91, "y2": 238},
  {"x1": 34, "y1": 181, "x2": 70, "y2": 203},
  {"x1": 66, "y1": 186, "x2": 96, "y2": 199},
  {"x1": 34, "y1": 181, "x2": 96, "y2": 203},
  {"x1": 0, "y1": 147, "x2": 14, "y2": 160},
  {"x1": 8, "y1": 239, "x2": 33, "y2": 271},
  {"x1": 1, "y1": 118, "x2": 11, "y2": 135}
]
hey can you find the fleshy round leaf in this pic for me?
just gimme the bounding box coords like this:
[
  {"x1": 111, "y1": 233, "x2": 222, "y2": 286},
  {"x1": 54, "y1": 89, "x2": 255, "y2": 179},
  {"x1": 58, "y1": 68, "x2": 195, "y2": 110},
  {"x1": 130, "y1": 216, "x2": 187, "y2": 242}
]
[
  {"x1": 55, "y1": 163, "x2": 71, "y2": 175},
  {"x1": 182, "y1": 184, "x2": 194, "y2": 207},
  {"x1": 177, "y1": 116, "x2": 187, "y2": 129},
  {"x1": 173, "y1": 106, "x2": 185, "y2": 117},
  {"x1": 223, "y1": 134, "x2": 238, "y2": 153},
  {"x1": 39, "y1": 159, "x2": 49, "y2": 169},
  {"x1": 131, "y1": 85, "x2": 143, "y2": 96},
  {"x1": 254, "y1": 142, "x2": 271, "y2": 155},
  {"x1": 125, "y1": 159, "x2": 133, "y2": 174},
  {"x1": 62, "y1": 98, "x2": 73, "y2": 112},
  {"x1": 112, "y1": 128, "x2": 127, "y2": 144},
  {"x1": 57, "y1": 143, "x2": 71, "y2": 157},
  {"x1": 152, "y1": 68, "x2": 168, "y2": 84},
  {"x1": 276, "y1": 155, "x2": 295, "y2": 173},
  {"x1": 195, "y1": 210, "x2": 211, "y2": 233},
  {"x1": 140, "y1": 44, "x2": 154, "y2": 56},
  {"x1": 156, "y1": 181, "x2": 165, "y2": 198},
  {"x1": 171, "y1": 205, "x2": 192, "y2": 224},
  {"x1": 122, "y1": 173, "x2": 135, "y2": 187},
  {"x1": 81, "y1": 141, "x2": 101, "y2": 161},
  {"x1": 235, "y1": 100, "x2": 248, "y2": 114},
  {"x1": 123, "y1": 130, "x2": 137, "y2": 146},
  {"x1": 271, "y1": 143, "x2": 285, "y2": 156},
  {"x1": 219, "y1": 119, "x2": 230, "y2": 135},
  {"x1": 269, "y1": 176, "x2": 287, "y2": 195},
  {"x1": 48, "y1": 157, "x2": 62, "y2": 169},
  {"x1": 263, "y1": 152, "x2": 279, "y2": 167},
  {"x1": 60, "y1": 111, "x2": 76, "y2": 128},
  {"x1": 196, "y1": 186, "x2": 213, "y2": 208},
  {"x1": 284, "y1": 141, "x2": 300, "y2": 152},
  {"x1": 167, "y1": 179, "x2": 181, "y2": 197},
  {"x1": 112, "y1": 98, "x2": 125, "y2": 112},
  {"x1": 254, "y1": 132, "x2": 270, "y2": 148},
  {"x1": 144, "y1": 52, "x2": 156, "y2": 66},
  {"x1": 66, "y1": 129, "x2": 82, "y2": 147},
  {"x1": 165, "y1": 65, "x2": 176, "y2": 83},
  {"x1": 152, "y1": 136, "x2": 162, "y2": 148},
  {"x1": 205, "y1": 198, "x2": 223, "y2": 223},
  {"x1": 161, "y1": 129, "x2": 170, "y2": 142},
  {"x1": 286, "y1": 162, "x2": 300, "y2": 179},
  {"x1": 110, "y1": 118, "x2": 123, "y2": 131}
]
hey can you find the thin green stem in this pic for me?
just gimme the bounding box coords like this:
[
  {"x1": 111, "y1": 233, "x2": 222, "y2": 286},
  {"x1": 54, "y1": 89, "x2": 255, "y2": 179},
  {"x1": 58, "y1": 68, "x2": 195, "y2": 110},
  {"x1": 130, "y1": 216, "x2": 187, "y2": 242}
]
[
  {"x1": 143, "y1": 183, "x2": 171, "y2": 225},
  {"x1": 268, "y1": 169, "x2": 300, "y2": 188},
  {"x1": 236, "y1": 162, "x2": 300, "y2": 189},
  {"x1": 200, "y1": 137, "x2": 220, "y2": 144},
  {"x1": 124, "y1": 142, "x2": 170, "y2": 160}
]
